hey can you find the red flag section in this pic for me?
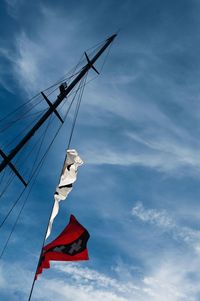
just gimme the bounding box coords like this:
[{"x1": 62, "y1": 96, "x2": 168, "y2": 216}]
[{"x1": 36, "y1": 215, "x2": 90, "y2": 279}]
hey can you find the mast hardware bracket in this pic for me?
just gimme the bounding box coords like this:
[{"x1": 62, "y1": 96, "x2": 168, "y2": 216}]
[
  {"x1": 84, "y1": 52, "x2": 99, "y2": 74},
  {"x1": 0, "y1": 149, "x2": 27, "y2": 187},
  {"x1": 41, "y1": 92, "x2": 64, "y2": 123}
]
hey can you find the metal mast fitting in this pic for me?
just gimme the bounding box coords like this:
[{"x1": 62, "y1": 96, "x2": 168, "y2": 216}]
[{"x1": 0, "y1": 34, "x2": 117, "y2": 185}]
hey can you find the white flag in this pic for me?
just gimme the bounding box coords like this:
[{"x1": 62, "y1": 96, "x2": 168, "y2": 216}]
[{"x1": 46, "y1": 149, "x2": 83, "y2": 239}]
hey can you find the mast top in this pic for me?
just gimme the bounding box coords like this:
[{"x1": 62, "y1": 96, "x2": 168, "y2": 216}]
[
  {"x1": 0, "y1": 33, "x2": 117, "y2": 185},
  {"x1": 107, "y1": 34, "x2": 117, "y2": 41}
]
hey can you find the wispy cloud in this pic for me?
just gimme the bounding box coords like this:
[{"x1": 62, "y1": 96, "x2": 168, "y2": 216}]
[
  {"x1": 132, "y1": 202, "x2": 174, "y2": 228},
  {"x1": 132, "y1": 202, "x2": 200, "y2": 253},
  {"x1": 1, "y1": 5, "x2": 87, "y2": 96},
  {"x1": 0, "y1": 261, "x2": 138, "y2": 301},
  {"x1": 141, "y1": 258, "x2": 200, "y2": 301},
  {"x1": 4, "y1": 0, "x2": 25, "y2": 19},
  {"x1": 127, "y1": 129, "x2": 200, "y2": 173},
  {"x1": 1, "y1": 259, "x2": 199, "y2": 301}
]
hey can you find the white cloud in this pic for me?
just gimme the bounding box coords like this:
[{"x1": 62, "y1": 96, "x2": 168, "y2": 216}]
[
  {"x1": 14, "y1": 32, "x2": 44, "y2": 94},
  {"x1": 53, "y1": 263, "x2": 139, "y2": 294},
  {"x1": 35, "y1": 261, "x2": 200, "y2": 301},
  {"x1": 0, "y1": 47, "x2": 15, "y2": 93},
  {"x1": 81, "y1": 144, "x2": 198, "y2": 177},
  {"x1": 1, "y1": 5, "x2": 86, "y2": 96},
  {"x1": 77, "y1": 117, "x2": 200, "y2": 176},
  {"x1": 0, "y1": 261, "x2": 138, "y2": 301},
  {"x1": 132, "y1": 202, "x2": 200, "y2": 253},
  {"x1": 1, "y1": 256, "x2": 200, "y2": 301},
  {"x1": 132, "y1": 202, "x2": 174, "y2": 228},
  {"x1": 127, "y1": 130, "x2": 200, "y2": 170},
  {"x1": 141, "y1": 259, "x2": 199, "y2": 301}
]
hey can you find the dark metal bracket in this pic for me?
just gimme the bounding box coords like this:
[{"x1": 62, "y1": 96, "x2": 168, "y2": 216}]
[
  {"x1": 41, "y1": 92, "x2": 64, "y2": 123},
  {"x1": 84, "y1": 52, "x2": 99, "y2": 74},
  {"x1": 0, "y1": 149, "x2": 27, "y2": 187}
]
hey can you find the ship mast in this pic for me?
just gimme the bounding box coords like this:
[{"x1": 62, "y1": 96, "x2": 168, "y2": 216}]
[{"x1": 0, "y1": 34, "x2": 117, "y2": 186}]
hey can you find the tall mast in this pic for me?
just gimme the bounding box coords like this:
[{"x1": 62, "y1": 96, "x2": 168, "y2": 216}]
[{"x1": 0, "y1": 34, "x2": 117, "y2": 184}]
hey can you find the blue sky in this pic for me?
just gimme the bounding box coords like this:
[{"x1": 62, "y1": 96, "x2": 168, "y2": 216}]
[{"x1": 1, "y1": 0, "x2": 200, "y2": 300}]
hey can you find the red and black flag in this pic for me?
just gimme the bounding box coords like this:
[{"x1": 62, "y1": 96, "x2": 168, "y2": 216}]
[{"x1": 36, "y1": 215, "x2": 90, "y2": 279}]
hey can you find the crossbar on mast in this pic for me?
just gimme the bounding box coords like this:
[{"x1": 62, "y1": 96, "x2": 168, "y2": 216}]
[
  {"x1": 0, "y1": 34, "x2": 117, "y2": 182},
  {"x1": 41, "y1": 92, "x2": 64, "y2": 123}
]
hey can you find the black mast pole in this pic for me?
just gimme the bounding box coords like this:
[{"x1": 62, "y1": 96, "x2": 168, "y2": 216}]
[
  {"x1": 21, "y1": 34, "x2": 116, "y2": 301},
  {"x1": 0, "y1": 34, "x2": 117, "y2": 176}
]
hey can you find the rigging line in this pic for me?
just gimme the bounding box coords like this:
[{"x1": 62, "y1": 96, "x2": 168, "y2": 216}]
[
  {"x1": 0, "y1": 172, "x2": 15, "y2": 200},
  {"x1": 0, "y1": 121, "x2": 53, "y2": 259},
  {"x1": 43, "y1": 67, "x2": 81, "y2": 92},
  {"x1": 0, "y1": 82, "x2": 82, "y2": 228},
  {"x1": 1, "y1": 96, "x2": 43, "y2": 124},
  {"x1": 44, "y1": 72, "x2": 86, "y2": 116},
  {"x1": 58, "y1": 52, "x2": 85, "y2": 79},
  {"x1": 10, "y1": 106, "x2": 47, "y2": 130},
  {"x1": 15, "y1": 115, "x2": 53, "y2": 180},
  {"x1": 0, "y1": 184, "x2": 26, "y2": 229},
  {"x1": 47, "y1": 48, "x2": 102, "y2": 101},
  {"x1": 0, "y1": 42, "x2": 102, "y2": 137},
  {"x1": 1, "y1": 76, "x2": 78, "y2": 149},
  {"x1": 43, "y1": 53, "x2": 86, "y2": 94},
  {"x1": 2, "y1": 108, "x2": 48, "y2": 150},
  {"x1": 28, "y1": 82, "x2": 83, "y2": 183},
  {"x1": 58, "y1": 71, "x2": 91, "y2": 102},
  {"x1": 2, "y1": 74, "x2": 86, "y2": 227},
  {"x1": 0, "y1": 120, "x2": 54, "y2": 260},
  {"x1": 0, "y1": 130, "x2": 52, "y2": 260},
  {"x1": 0, "y1": 39, "x2": 106, "y2": 127},
  {"x1": 0, "y1": 81, "x2": 83, "y2": 260},
  {"x1": 0, "y1": 104, "x2": 46, "y2": 188},
  {"x1": 42, "y1": 72, "x2": 77, "y2": 95},
  {"x1": 57, "y1": 48, "x2": 100, "y2": 84},
  {"x1": 0, "y1": 172, "x2": 39, "y2": 260},
  {"x1": 2, "y1": 83, "x2": 71, "y2": 164},
  {"x1": 68, "y1": 73, "x2": 88, "y2": 149},
  {"x1": 27, "y1": 114, "x2": 53, "y2": 181},
  {"x1": 0, "y1": 122, "x2": 50, "y2": 222},
  {"x1": 55, "y1": 42, "x2": 104, "y2": 84},
  {"x1": 0, "y1": 132, "x2": 46, "y2": 227},
  {"x1": 14, "y1": 106, "x2": 47, "y2": 120},
  {"x1": 55, "y1": 65, "x2": 83, "y2": 86},
  {"x1": 27, "y1": 76, "x2": 88, "y2": 301},
  {"x1": 43, "y1": 73, "x2": 82, "y2": 99},
  {"x1": 99, "y1": 41, "x2": 113, "y2": 73},
  {"x1": 58, "y1": 38, "x2": 107, "y2": 80},
  {"x1": 1, "y1": 79, "x2": 64, "y2": 130},
  {"x1": 0, "y1": 168, "x2": 6, "y2": 187},
  {"x1": 64, "y1": 45, "x2": 113, "y2": 98},
  {"x1": 43, "y1": 41, "x2": 106, "y2": 95},
  {"x1": 0, "y1": 167, "x2": 13, "y2": 197},
  {"x1": 0, "y1": 113, "x2": 52, "y2": 201},
  {"x1": 0, "y1": 98, "x2": 43, "y2": 130},
  {"x1": 74, "y1": 44, "x2": 113, "y2": 90},
  {"x1": 0, "y1": 98, "x2": 43, "y2": 134},
  {"x1": 0, "y1": 93, "x2": 42, "y2": 124},
  {"x1": 26, "y1": 92, "x2": 78, "y2": 186},
  {"x1": 0, "y1": 169, "x2": 13, "y2": 201},
  {"x1": 28, "y1": 74, "x2": 89, "y2": 301},
  {"x1": 41, "y1": 68, "x2": 81, "y2": 99},
  {"x1": 45, "y1": 84, "x2": 63, "y2": 98},
  {"x1": 85, "y1": 37, "x2": 108, "y2": 52}
]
